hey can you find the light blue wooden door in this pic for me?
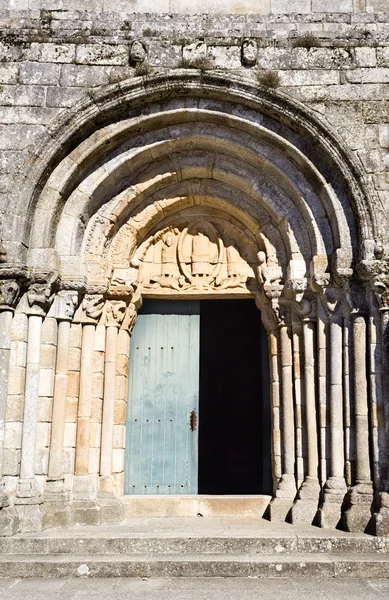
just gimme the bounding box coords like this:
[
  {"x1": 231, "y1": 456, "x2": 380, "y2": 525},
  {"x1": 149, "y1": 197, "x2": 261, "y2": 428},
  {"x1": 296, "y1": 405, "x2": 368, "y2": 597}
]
[{"x1": 125, "y1": 300, "x2": 200, "y2": 495}]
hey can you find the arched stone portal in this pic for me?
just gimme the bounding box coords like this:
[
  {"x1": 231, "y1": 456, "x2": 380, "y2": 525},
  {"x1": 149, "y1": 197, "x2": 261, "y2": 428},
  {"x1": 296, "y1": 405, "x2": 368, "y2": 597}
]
[{"x1": 1, "y1": 72, "x2": 389, "y2": 535}]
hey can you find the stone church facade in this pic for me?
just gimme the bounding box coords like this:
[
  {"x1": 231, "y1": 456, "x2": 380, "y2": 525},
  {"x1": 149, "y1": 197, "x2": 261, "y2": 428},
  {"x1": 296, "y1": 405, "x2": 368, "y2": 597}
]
[{"x1": 1, "y1": 0, "x2": 389, "y2": 537}]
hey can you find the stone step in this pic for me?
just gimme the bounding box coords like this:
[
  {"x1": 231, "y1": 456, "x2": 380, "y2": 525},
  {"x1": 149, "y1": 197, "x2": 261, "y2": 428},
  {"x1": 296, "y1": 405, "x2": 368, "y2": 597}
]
[
  {"x1": 0, "y1": 533, "x2": 387, "y2": 555},
  {"x1": 0, "y1": 553, "x2": 389, "y2": 579}
]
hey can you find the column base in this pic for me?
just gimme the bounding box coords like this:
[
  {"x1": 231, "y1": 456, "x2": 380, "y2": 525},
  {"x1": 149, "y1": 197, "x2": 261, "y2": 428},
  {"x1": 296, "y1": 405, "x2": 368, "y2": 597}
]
[
  {"x1": 42, "y1": 501, "x2": 75, "y2": 529},
  {"x1": 343, "y1": 482, "x2": 374, "y2": 533},
  {"x1": 318, "y1": 476, "x2": 347, "y2": 529},
  {"x1": 374, "y1": 492, "x2": 389, "y2": 536},
  {"x1": 45, "y1": 477, "x2": 70, "y2": 502},
  {"x1": 15, "y1": 478, "x2": 43, "y2": 505},
  {"x1": 0, "y1": 506, "x2": 19, "y2": 536},
  {"x1": 72, "y1": 474, "x2": 98, "y2": 501},
  {"x1": 268, "y1": 474, "x2": 296, "y2": 522},
  {"x1": 291, "y1": 476, "x2": 321, "y2": 525}
]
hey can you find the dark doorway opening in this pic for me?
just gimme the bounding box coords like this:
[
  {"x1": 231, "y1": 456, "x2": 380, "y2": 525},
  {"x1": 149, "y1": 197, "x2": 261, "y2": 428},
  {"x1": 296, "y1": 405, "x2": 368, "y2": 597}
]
[{"x1": 198, "y1": 299, "x2": 272, "y2": 495}]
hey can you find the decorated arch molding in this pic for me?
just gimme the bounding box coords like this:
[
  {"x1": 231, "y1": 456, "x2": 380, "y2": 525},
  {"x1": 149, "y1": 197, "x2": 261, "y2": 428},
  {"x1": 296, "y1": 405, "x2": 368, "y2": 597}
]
[{"x1": 1, "y1": 71, "x2": 389, "y2": 534}]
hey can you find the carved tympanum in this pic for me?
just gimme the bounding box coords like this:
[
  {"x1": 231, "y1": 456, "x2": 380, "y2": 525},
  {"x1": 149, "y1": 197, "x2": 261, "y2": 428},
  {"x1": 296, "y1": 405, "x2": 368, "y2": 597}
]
[{"x1": 139, "y1": 221, "x2": 255, "y2": 294}]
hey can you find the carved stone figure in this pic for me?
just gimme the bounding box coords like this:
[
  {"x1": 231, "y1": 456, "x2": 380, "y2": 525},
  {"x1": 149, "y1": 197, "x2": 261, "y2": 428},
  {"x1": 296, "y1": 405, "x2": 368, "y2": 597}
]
[
  {"x1": 26, "y1": 272, "x2": 58, "y2": 316},
  {"x1": 130, "y1": 40, "x2": 147, "y2": 65},
  {"x1": 82, "y1": 294, "x2": 105, "y2": 322},
  {"x1": 191, "y1": 229, "x2": 211, "y2": 278},
  {"x1": 241, "y1": 39, "x2": 257, "y2": 67},
  {"x1": 0, "y1": 280, "x2": 20, "y2": 309}
]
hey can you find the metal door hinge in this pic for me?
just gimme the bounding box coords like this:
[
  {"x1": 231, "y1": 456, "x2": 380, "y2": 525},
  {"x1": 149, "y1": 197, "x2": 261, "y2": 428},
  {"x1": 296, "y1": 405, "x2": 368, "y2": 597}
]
[{"x1": 190, "y1": 410, "x2": 197, "y2": 431}]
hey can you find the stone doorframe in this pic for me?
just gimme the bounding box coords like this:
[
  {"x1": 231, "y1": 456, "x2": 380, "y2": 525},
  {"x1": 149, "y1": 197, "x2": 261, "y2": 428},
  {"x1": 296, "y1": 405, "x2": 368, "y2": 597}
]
[{"x1": 1, "y1": 71, "x2": 389, "y2": 535}]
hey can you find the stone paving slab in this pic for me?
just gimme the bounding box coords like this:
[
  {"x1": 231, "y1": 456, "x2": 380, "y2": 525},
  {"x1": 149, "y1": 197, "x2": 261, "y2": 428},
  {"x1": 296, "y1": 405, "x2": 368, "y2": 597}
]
[{"x1": 0, "y1": 577, "x2": 389, "y2": 600}]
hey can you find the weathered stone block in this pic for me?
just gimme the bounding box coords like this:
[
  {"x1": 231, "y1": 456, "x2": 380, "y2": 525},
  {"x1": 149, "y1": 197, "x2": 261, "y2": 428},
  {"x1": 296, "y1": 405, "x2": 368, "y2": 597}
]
[
  {"x1": 271, "y1": 0, "x2": 310, "y2": 13},
  {"x1": 67, "y1": 371, "x2": 80, "y2": 397},
  {"x1": 2, "y1": 449, "x2": 20, "y2": 476},
  {"x1": 355, "y1": 47, "x2": 377, "y2": 67},
  {"x1": 0, "y1": 507, "x2": 19, "y2": 537},
  {"x1": 28, "y1": 42, "x2": 76, "y2": 63},
  {"x1": 312, "y1": 0, "x2": 352, "y2": 10},
  {"x1": 9, "y1": 341, "x2": 26, "y2": 367},
  {"x1": 60, "y1": 64, "x2": 111, "y2": 87},
  {"x1": 41, "y1": 318, "x2": 57, "y2": 345},
  {"x1": 7, "y1": 365, "x2": 26, "y2": 395},
  {"x1": 4, "y1": 422, "x2": 22, "y2": 449},
  {"x1": 64, "y1": 422, "x2": 77, "y2": 447},
  {"x1": 73, "y1": 500, "x2": 101, "y2": 526},
  {"x1": 0, "y1": 64, "x2": 18, "y2": 85},
  {"x1": 76, "y1": 44, "x2": 128, "y2": 66},
  {"x1": 6, "y1": 395, "x2": 24, "y2": 422},
  {"x1": 46, "y1": 86, "x2": 86, "y2": 109},
  {"x1": 19, "y1": 62, "x2": 61, "y2": 86}
]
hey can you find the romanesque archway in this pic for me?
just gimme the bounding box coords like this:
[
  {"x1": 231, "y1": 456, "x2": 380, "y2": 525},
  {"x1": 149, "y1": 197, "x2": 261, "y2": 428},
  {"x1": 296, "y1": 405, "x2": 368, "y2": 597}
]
[{"x1": 1, "y1": 72, "x2": 388, "y2": 534}]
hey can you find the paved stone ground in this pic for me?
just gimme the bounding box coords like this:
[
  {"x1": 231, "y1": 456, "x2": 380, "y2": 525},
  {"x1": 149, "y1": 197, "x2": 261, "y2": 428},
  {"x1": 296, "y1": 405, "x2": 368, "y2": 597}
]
[{"x1": 0, "y1": 577, "x2": 389, "y2": 599}]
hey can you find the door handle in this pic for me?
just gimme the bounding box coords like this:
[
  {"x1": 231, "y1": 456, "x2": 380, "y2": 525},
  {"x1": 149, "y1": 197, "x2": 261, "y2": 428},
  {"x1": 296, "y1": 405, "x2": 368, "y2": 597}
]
[{"x1": 190, "y1": 410, "x2": 197, "y2": 431}]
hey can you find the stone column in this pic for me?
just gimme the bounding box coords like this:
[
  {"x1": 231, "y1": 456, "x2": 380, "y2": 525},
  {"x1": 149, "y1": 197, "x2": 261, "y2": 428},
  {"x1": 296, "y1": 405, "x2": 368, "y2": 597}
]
[
  {"x1": 269, "y1": 304, "x2": 296, "y2": 521},
  {"x1": 319, "y1": 290, "x2": 347, "y2": 528},
  {"x1": 73, "y1": 294, "x2": 104, "y2": 503},
  {"x1": 292, "y1": 300, "x2": 320, "y2": 524},
  {"x1": 374, "y1": 299, "x2": 389, "y2": 536},
  {"x1": 0, "y1": 277, "x2": 21, "y2": 535},
  {"x1": 344, "y1": 313, "x2": 374, "y2": 532},
  {"x1": 46, "y1": 291, "x2": 78, "y2": 502},
  {"x1": 16, "y1": 273, "x2": 57, "y2": 508},
  {"x1": 99, "y1": 301, "x2": 126, "y2": 489}
]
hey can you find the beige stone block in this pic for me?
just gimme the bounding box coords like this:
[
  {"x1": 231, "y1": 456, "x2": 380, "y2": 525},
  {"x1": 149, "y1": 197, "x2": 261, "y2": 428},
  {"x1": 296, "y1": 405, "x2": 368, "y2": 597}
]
[
  {"x1": 90, "y1": 422, "x2": 101, "y2": 448},
  {"x1": 355, "y1": 47, "x2": 377, "y2": 68},
  {"x1": 116, "y1": 355, "x2": 128, "y2": 377},
  {"x1": 40, "y1": 344, "x2": 57, "y2": 369},
  {"x1": 115, "y1": 375, "x2": 128, "y2": 403},
  {"x1": 6, "y1": 395, "x2": 24, "y2": 421},
  {"x1": 271, "y1": 0, "x2": 310, "y2": 12},
  {"x1": 68, "y1": 347, "x2": 81, "y2": 372},
  {"x1": 35, "y1": 447, "x2": 49, "y2": 475},
  {"x1": 69, "y1": 324, "x2": 82, "y2": 349},
  {"x1": 114, "y1": 400, "x2": 127, "y2": 425},
  {"x1": 39, "y1": 368, "x2": 55, "y2": 397},
  {"x1": 112, "y1": 448, "x2": 124, "y2": 473},
  {"x1": 62, "y1": 448, "x2": 75, "y2": 474},
  {"x1": 41, "y1": 318, "x2": 57, "y2": 345},
  {"x1": 88, "y1": 448, "x2": 100, "y2": 474},
  {"x1": 93, "y1": 373, "x2": 104, "y2": 399},
  {"x1": 36, "y1": 422, "x2": 51, "y2": 447},
  {"x1": 11, "y1": 313, "x2": 28, "y2": 342},
  {"x1": 2, "y1": 449, "x2": 21, "y2": 476},
  {"x1": 37, "y1": 396, "x2": 53, "y2": 422},
  {"x1": 4, "y1": 421, "x2": 22, "y2": 449},
  {"x1": 113, "y1": 424, "x2": 125, "y2": 449},
  {"x1": 117, "y1": 331, "x2": 130, "y2": 355},
  {"x1": 67, "y1": 371, "x2": 80, "y2": 397},
  {"x1": 64, "y1": 422, "x2": 77, "y2": 448},
  {"x1": 93, "y1": 351, "x2": 104, "y2": 373},
  {"x1": 91, "y1": 397, "x2": 103, "y2": 423},
  {"x1": 231, "y1": 0, "x2": 270, "y2": 13},
  {"x1": 94, "y1": 325, "x2": 106, "y2": 352},
  {"x1": 65, "y1": 397, "x2": 78, "y2": 423},
  {"x1": 7, "y1": 365, "x2": 26, "y2": 395},
  {"x1": 10, "y1": 341, "x2": 27, "y2": 367}
]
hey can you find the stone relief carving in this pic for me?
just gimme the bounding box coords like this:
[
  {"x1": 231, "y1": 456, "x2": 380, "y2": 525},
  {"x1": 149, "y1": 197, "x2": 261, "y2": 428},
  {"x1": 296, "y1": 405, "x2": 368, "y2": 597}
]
[
  {"x1": 81, "y1": 294, "x2": 105, "y2": 323},
  {"x1": 139, "y1": 221, "x2": 255, "y2": 294},
  {"x1": 129, "y1": 40, "x2": 147, "y2": 66},
  {"x1": 105, "y1": 300, "x2": 127, "y2": 328},
  {"x1": 26, "y1": 272, "x2": 58, "y2": 316},
  {"x1": 55, "y1": 291, "x2": 79, "y2": 321},
  {"x1": 241, "y1": 39, "x2": 257, "y2": 67},
  {"x1": 0, "y1": 279, "x2": 20, "y2": 309}
]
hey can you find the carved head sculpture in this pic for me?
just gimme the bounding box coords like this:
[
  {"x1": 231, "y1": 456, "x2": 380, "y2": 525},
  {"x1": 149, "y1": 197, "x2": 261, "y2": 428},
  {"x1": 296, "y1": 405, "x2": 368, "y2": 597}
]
[
  {"x1": 241, "y1": 39, "x2": 257, "y2": 67},
  {"x1": 164, "y1": 232, "x2": 174, "y2": 247},
  {"x1": 130, "y1": 40, "x2": 147, "y2": 65}
]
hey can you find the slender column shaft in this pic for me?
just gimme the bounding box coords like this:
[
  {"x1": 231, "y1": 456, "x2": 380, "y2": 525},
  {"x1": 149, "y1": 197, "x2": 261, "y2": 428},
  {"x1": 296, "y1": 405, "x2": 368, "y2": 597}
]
[
  {"x1": 317, "y1": 311, "x2": 327, "y2": 485},
  {"x1": 353, "y1": 315, "x2": 371, "y2": 483},
  {"x1": 269, "y1": 330, "x2": 281, "y2": 482},
  {"x1": 48, "y1": 320, "x2": 71, "y2": 479},
  {"x1": 280, "y1": 324, "x2": 295, "y2": 477},
  {"x1": 75, "y1": 323, "x2": 95, "y2": 475},
  {"x1": 0, "y1": 309, "x2": 13, "y2": 479},
  {"x1": 380, "y1": 309, "x2": 389, "y2": 487},
  {"x1": 100, "y1": 325, "x2": 118, "y2": 477},
  {"x1": 292, "y1": 322, "x2": 303, "y2": 486},
  {"x1": 20, "y1": 315, "x2": 42, "y2": 479},
  {"x1": 329, "y1": 317, "x2": 344, "y2": 478},
  {"x1": 304, "y1": 320, "x2": 318, "y2": 478}
]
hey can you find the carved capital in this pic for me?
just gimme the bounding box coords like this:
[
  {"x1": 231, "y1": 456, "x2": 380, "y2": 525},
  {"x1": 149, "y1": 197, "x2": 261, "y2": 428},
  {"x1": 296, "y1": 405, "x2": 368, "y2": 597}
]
[
  {"x1": 294, "y1": 296, "x2": 318, "y2": 322},
  {"x1": 320, "y1": 287, "x2": 346, "y2": 318},
  {"x1": 26, "y1": 272, "x2": 58, "y2": 316},
  {"x1": 80, "y1": 294, "x2": 105, "y2": 324},
  {"x1": 54, "y1": 290, "x2": 79, "y2": 321},
  {"x1": 105, "y1": 300, "x2": 127, "y2": 328},
  {"x1": 284, "y1": 277, "x2": 307, "y2": 303},
  {"x1": 0, "y1": 279, "x2": 21, "y2": 310}
]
